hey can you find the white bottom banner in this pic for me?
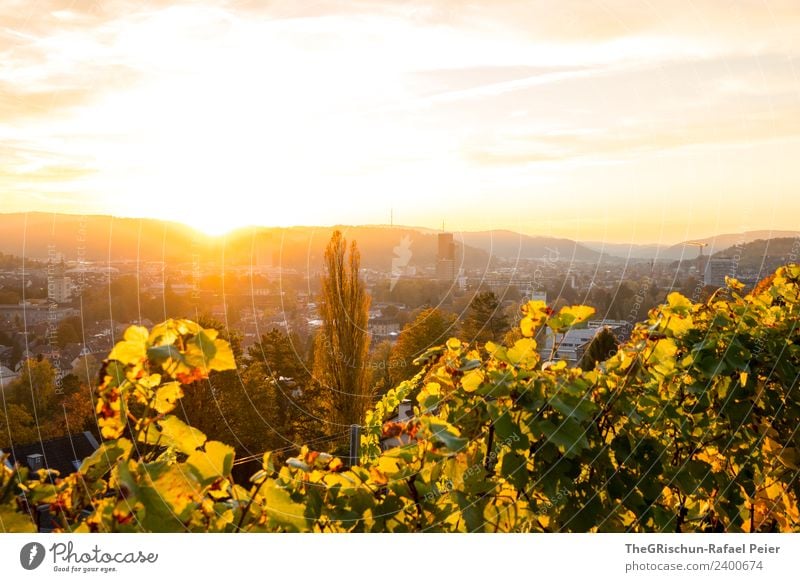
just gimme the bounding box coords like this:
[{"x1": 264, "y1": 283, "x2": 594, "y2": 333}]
[{"x1": 0, "y1": 533, "x2": 796, "y2": 580}]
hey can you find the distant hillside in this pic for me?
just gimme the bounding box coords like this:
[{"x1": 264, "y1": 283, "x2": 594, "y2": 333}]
[
  {"x1": 582, "y1": 230, "x2": 800, "y2": 261},
  {"x1": 4, "y1": 213, "x2": 792, "y2": 271},
  {"x1": 246, "y1": 225, "x2": 490, "y2": 273},
  {"x1": 582, "y1": 241, "x2": 668, "y2": 260},
  {"x1": 0, "y1": 213, "x2": 490, "y2": 273},
  {"x1": 712, "y1": 237, "x2": 799, "y2": 271},
  {"x1": 0, "y1": 213, "x2": 198, "y2": 263},
  {"x1": 455, "y1": 229, "x2": 602, "y2": 262},
  {"x1": 666, "y1": 230, "x2": 800, "y2": 260}
]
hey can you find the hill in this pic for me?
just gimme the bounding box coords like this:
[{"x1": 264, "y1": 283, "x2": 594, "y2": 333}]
[
  {"x1": 0, "y1": 213, "x2": 492, "y2": 273},
  {"x1": 454, "y1": 229, "x2": 602, "y2": 262},
  {"x1": 666, "y1": 230, "x2": 800, "y2": 260},
  {"x1": 583, "y1": 230, "x2": 800, "y2": 261},
  {"x1": 712, "y1": 237, "x2": 799, "y2": 271}
]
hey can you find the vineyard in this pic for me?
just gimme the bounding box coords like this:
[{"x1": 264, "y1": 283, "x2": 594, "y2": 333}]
[{"x1": 1, "y1": 265, "x2": 799, "y2": 532}]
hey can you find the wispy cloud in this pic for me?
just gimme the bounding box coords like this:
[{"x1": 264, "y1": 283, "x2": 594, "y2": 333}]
[{"x1": 0, "y1": 0, "x2": 799, "y2": 240}]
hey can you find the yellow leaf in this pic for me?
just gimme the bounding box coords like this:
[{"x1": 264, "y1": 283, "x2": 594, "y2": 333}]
[
  {"x1": 559, "y1": 305, "x2": 595, "y2": 324},
  {"x1": 108, "y1": 339, "x2": 146, "y2": 365},
  {"x1": 124, "y1": 325, "x2": 149, "y2": 344},
  {"x1": 461, "y1": 370, "x2": 484, "y2": 393},
  {"x1": 725, "y1": 276, "x2": 745, "y2": 291},
  {"x1": 520, "y1": 300, "x2": 549, "y2": 336},
  {"x1": 153, "y1": 381, "x2": 184, "y2": 414},
  {"x1": 377, "y1": 456, "x2": 401, "y2": 476},
  {"x1": 209, "y1": 339, "x2": 235, "y2": 371},
  {"x1": 662, "y1": 314, "x2": 693, "y2": 338},
  {"x1": 187, "y1": 441, "x2": 235, "y2": 486},
  {"x1": 507, "y1": 338, "x2": 538, "y2": 367},
  {"x1": 666, "y1": 292, "x2": 692, "y2": 315},
  {"x1": 142, "y1": 415, "x2": 206, "y2": 454}
]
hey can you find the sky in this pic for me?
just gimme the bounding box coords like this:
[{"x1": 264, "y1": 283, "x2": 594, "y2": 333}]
[{"x1": 1, "y1": 0, "x2": 799, "y2": 243}]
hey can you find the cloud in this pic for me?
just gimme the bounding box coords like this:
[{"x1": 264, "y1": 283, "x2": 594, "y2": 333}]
[
  {"x1": 466, "y1": 100, "x2": 800, "y2": 167},
  {"x1": 1, "y1": 0, "x2": 799, "y2": 241}
]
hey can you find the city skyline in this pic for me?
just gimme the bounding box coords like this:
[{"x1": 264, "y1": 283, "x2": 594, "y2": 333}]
[{"x1": 2, "y1": 1, "x2": 800, "y2": 242}]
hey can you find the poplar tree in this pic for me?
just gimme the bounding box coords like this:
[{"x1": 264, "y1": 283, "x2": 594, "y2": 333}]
[{"x1": 313, "y1": 231, "x2": 371, "y2": 428}]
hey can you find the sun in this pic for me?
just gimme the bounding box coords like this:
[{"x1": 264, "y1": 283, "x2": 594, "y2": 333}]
[{"x1": 189, "y1": 217, "x2": 243, "y2": 237}]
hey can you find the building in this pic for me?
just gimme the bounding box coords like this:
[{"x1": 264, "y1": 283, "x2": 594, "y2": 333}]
[
  {"x1": 540, "y1": 328, "x2": 598, "y2": 364},
  {"x1": 587, "y1": 319, "x2": 633, "y2": 341},
  {"x1": 0, "y1": 365, "x2": 18, "y2": 390},
  {"x1": 2, "y1": 432, "x2": 99, "y2": 477},
  {"x1": 0, "y1": 303, "x2": 78, "y2": 326},
  {"x1": 523, "y1": 288, "x2": 547, "y2": 303},
  {"x1": 704, "y1": 258, "x2": 736, "y2": 288},
  {"x1": 3, "y1": 432, "x2": 99, "y2": 532},
  {"x1": 436, "y1": 233, "x2": 456, "y2": 281},
  {"x1": 369, "y1": 317, "x2": 400, "y2": 340},
  {"x1": 539, "y1": 320, "x2": 630, "y2": 365},
  {"x1": 47, "y1": 275, "x2": 73, "y2": 304}
]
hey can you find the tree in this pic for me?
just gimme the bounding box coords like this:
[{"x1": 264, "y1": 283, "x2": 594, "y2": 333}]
[
  {"x1": 577, "y1": 327, "x2": 619, "y2": 371},
  {"x1": 389, "y1": 308, "x2": 456, "y2": 385},
  {"x1": 248, "y1": 329, "x2": 310, "y2": 383},
  {"x1": 312, "y1": 231, "x2": 372, "y2": 429},
  {"x1": 0, "y1": 403, "x2": 37, "y2": 449},
  {"x1": 3, "y1": 266, "x2": 800, "y2": 533},
  {"x1": 71, "y1": 354, "x2": 100, "y2": 387},
  {"x1": 56, "y1": 317, "x2": 81, "y2": 348},
  {"x1": 4, "y1": 359, "x2": 97, "y2": 445},
  {"x1": 369, "y1": 340, "x2": 394, "y2": 395},
  {"x1": 0, "y1": 290, "x2": 19, "y2": 304},
  {"x1": 62, "y1": 389, "x2": 97, "y2": 436},
  {"x1": 175, "y1": 316, "x2": 241, "y2": 448},
  {"x1": 247, "y1": 328, "x2": 326, "y2": 444},
  {"x1": 460, "y1": 291, "x2": 509, "y2": 345},
  {"x1": 11, "y1": 359, "x2": 59, "y2": 418}
]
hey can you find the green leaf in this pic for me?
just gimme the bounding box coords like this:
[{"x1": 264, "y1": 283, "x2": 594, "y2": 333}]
[
  {"x1": 647, "y1": 338, "x2": 678, "y2": 376},
  {"x1": 79, "y1": 438, "x2": 133, "y2": 481},
  {"x1": 424, "y1": 418, "x2": 468, "y2": 451},
  {"x1": 500, "y1": 451, "x2": 528, "y2": 490},
  {"x1": 547, "y1": 305, "x2": 595, "y2": 332},
  {"x1": 531, "y1": 418, "x2": 589, "y2": 457},
  {"x1": 143, "y1": 415, "x2": 207, "y2": 454},
  {"x1": 146, "y1": 344, "x2": 182, "y2": 365},
  {"x1": 417, "y1": 382, "x2": 442, "y2": 412},
  {"x1": 138, "y1": 462, "x2": 201, "y2": 531},
  {"x1": 262, "y1": 482, "x2": 311, "y2": 531},
  {"x1": 0, "y1": 507, "x2": 36, "y2": 532},
  {"x1": 490, "y1": 408, "x2": 528, "y2": 450},
  {"x1": 549, "y1": 394, "x2": 594, "y2": 424}
]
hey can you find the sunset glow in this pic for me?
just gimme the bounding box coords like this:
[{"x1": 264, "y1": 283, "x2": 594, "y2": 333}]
[{"x1": 2, "y1": 1, "x2": 800, "y2": 242}]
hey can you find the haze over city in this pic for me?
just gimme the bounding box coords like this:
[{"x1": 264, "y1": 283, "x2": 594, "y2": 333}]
[{"x1": 2, "y1": 0, "x2": 800, "y2": 242}]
